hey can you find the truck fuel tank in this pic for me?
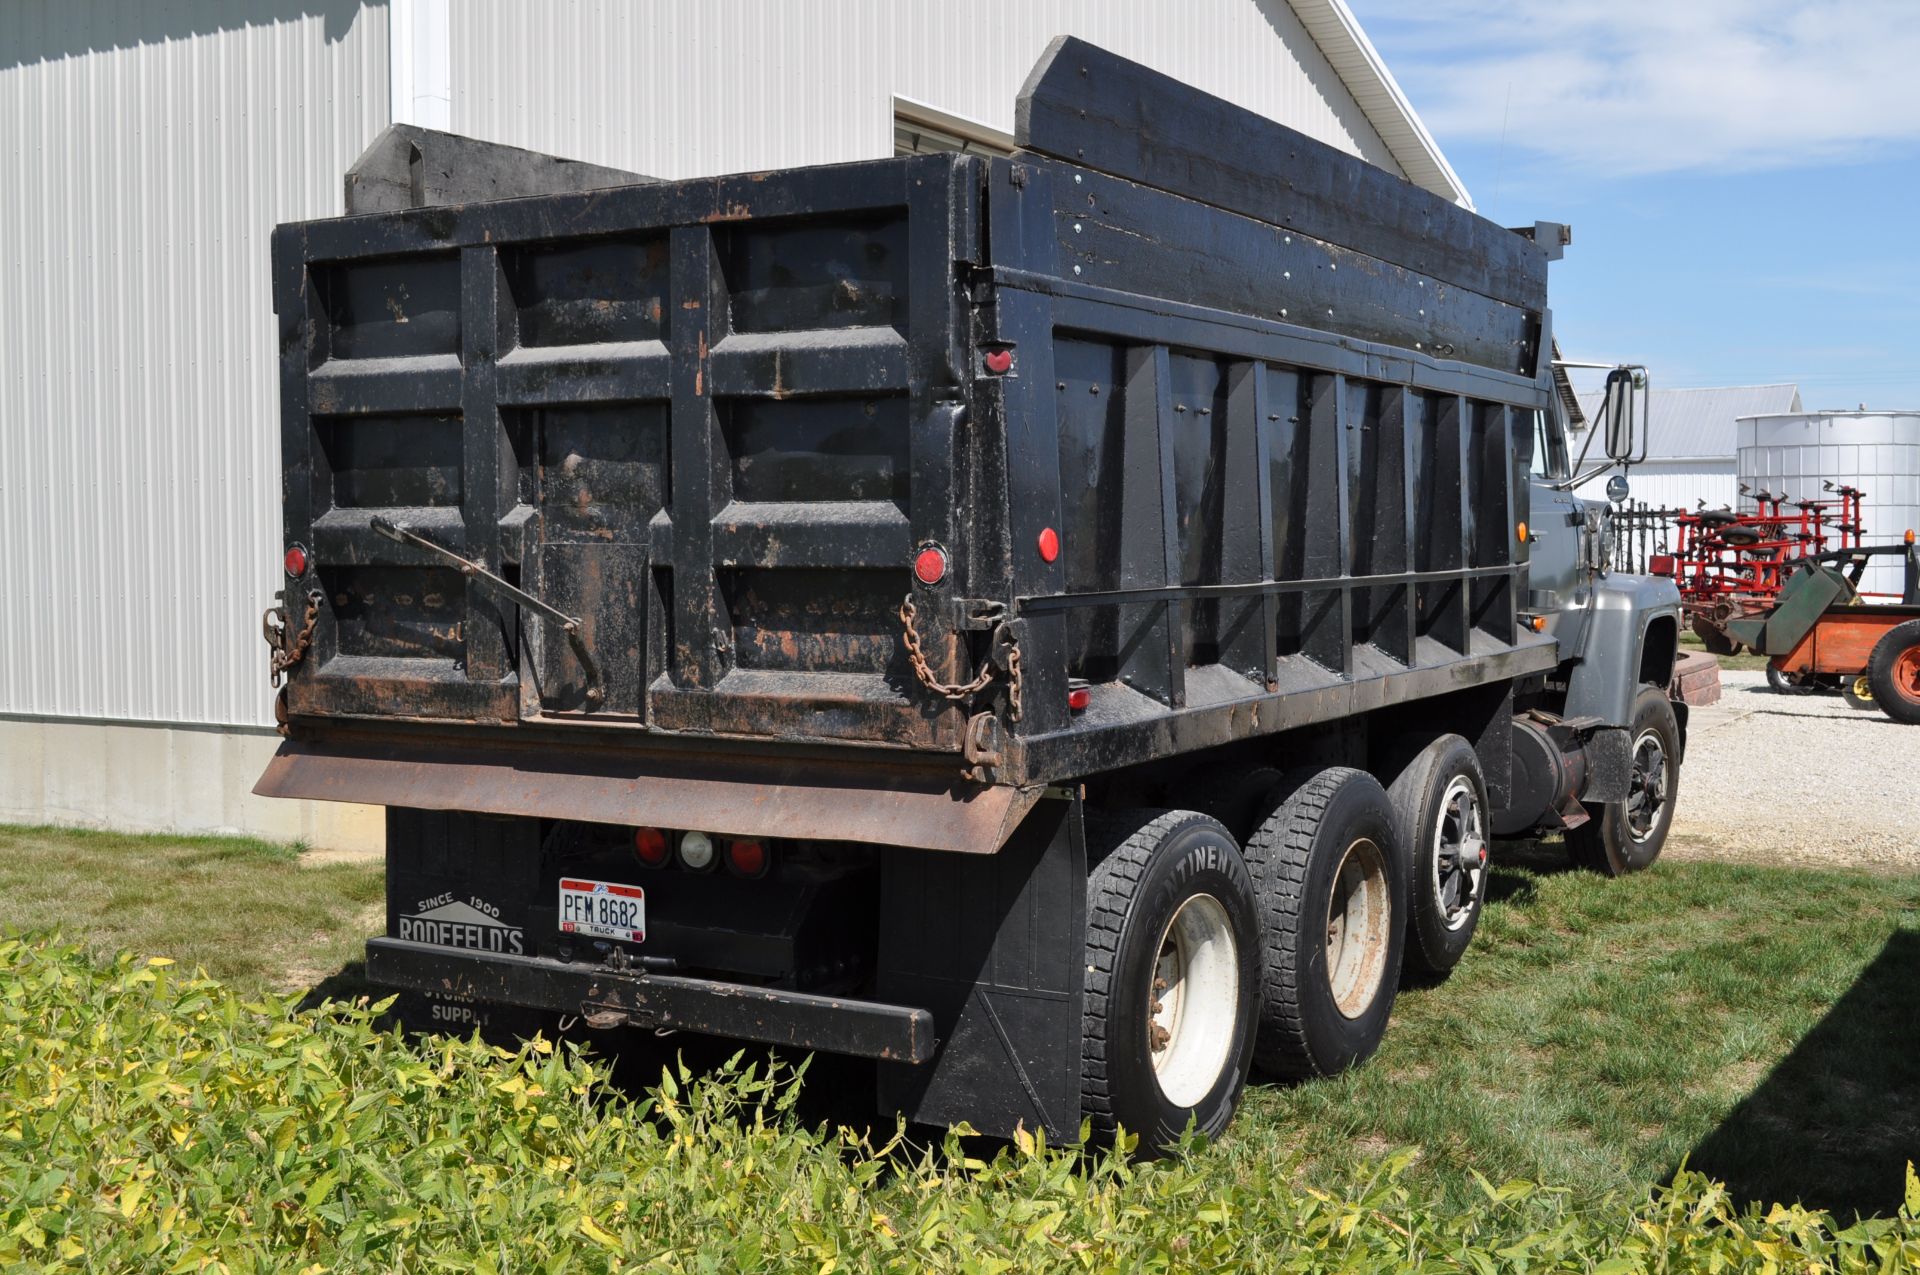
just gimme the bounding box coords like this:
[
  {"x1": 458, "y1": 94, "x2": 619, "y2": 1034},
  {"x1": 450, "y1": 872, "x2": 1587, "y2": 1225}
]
[{"x1": 1492, "y1": 713, "x2": 1631, "y2": 836}]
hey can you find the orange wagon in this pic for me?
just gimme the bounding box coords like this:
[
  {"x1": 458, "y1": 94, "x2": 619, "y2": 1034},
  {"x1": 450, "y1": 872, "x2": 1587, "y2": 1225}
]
[{"x1": 1726, "y1": 536, "x2": 1920, "y2": 724}]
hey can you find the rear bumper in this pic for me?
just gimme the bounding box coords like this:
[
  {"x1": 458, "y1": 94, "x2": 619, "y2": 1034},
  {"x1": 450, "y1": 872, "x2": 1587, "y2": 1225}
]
[
  {"x1": 365, "y1": 937, "x2": 936, "y2": 1063},
  {"x1": 256, "y1": 734, "x2": 1037, "y2": 855}
]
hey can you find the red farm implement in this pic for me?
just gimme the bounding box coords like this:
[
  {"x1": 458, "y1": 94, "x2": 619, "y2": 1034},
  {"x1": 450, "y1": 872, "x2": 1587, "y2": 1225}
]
[{"x1": 1616, "y1": 483, "x2": 1877, "y2": 658}]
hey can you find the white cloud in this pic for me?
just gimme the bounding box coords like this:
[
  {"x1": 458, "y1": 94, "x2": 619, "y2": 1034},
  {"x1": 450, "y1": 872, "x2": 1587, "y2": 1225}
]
[{"x1": 1353, "y1": 0, "x2": 1920, "y2": 174}]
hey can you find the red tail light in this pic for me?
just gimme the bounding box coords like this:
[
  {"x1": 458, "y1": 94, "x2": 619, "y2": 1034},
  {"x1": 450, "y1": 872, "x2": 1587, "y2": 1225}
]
[
  {"x1": 283, "y1": 544, "x2": 309, "y2": 577},
  {"x1": 1067, "y1": 686, "x2": 1091, "y2": 711},
  {"x1": 913, "y1": 544, "x2": 948, "y2": 585},
  {"x1": 983, "y1": 347, "x2": 1014, "y2": 374},
  {"x1": 725, "y1": 838, "x2": 769, "y2": 878},
  {"x1": 632, "y1": 826, "x2": 670, "y2": 868}
]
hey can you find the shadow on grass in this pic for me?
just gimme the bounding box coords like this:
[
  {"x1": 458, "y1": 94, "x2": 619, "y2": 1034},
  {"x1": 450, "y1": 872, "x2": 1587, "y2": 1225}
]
[
  {"x1": 295, "y1": 960, "x2": 384, "y2": 1014},
  {"x1": 1483, "y1": 837, "x2": 1581, "y2": 908},
  {"x1": 1680, "y1": 928, "x2": 1920, "y2": 1219}
]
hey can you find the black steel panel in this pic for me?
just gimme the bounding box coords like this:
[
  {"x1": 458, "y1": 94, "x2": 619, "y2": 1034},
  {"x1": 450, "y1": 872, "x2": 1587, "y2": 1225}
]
[
  {"x1": 877, "y1": 796, "x2": 1085, "y2": 1139},
  {"x1": 1015, "y1": 35, "x2": 1547, "y2": 312},
  {"x1": 1039, "y1": 161, "x2": 1537, "y2": 377}
]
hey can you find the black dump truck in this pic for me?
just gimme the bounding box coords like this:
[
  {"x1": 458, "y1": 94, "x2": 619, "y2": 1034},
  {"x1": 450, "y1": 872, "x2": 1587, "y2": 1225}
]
[{"x1": 258, "y1": 39, "x2": 1687, "y2": 1148}]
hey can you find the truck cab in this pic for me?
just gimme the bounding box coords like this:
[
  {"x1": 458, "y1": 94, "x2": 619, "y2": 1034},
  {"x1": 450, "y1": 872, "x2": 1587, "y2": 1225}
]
[{"x1": 1506, "y1": 342, "x2": 1688, "y2": 869}]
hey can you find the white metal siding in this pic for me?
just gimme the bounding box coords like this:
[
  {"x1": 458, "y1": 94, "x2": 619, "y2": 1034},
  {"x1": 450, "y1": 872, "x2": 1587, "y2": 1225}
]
[
  {"x1": 0, "y1": 2, "x2": 389, "y2": 728},
  {"x1": 444, "y1": 0, "x2": 1401, "y2": 182},
  {"x1": 1613, "y1": 463, "x2": 1740, "y2": 517}
]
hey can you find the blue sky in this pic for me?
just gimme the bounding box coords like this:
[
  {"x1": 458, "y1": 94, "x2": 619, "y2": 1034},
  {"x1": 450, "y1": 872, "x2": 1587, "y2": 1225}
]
[{"x1": 1349, "y1": 0, "x2": 1920, "y2": 408}]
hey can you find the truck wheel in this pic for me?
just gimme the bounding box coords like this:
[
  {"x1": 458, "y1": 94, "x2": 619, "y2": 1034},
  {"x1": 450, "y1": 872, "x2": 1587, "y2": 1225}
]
[
  {"x1": 1843, "y1": 676, "x2": 1878, "y2": 712},
  {"x1": 1082, "y1": 810, "x2": 1261, "y2": 1151},
  {"x1": 1186, "y1": 764, "x2": 1294, "y2": 843},
  {"x1": 1566, "y1": 686, "x2": 1679, "y2": 876},
  {"x1": 1385, "y1": 736, "x2": 1489, "y2": 977},
  {"x1": 1243, "y1": 768, "x2": 1404, "y2": 1079},
  {"x1": 1866, "y1": 620, "x2": 1920, "y2": 724}
]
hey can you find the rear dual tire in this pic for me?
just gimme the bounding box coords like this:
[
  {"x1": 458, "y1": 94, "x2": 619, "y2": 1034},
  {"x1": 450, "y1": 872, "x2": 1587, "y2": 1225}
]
[
  {"x1": 1080, "y1": 771, "x2": 1412, "y2": 1146},
  {"x1": 1243, "y1": 769, "x2": 1405, "y2": 1079},
  {"x1": 1384, "y1": 736, "x2": 1490, "y2": 977},
  {"x1": 1082, "y1": 811, "x2": 1261, "y2": 1152}
]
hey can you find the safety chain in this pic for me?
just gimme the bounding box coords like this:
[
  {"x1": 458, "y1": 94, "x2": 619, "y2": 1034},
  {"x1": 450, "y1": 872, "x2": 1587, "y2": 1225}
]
[
  {"x1": 899, "y1": 593, "x2": 1004, "y2": 702},
  {"x1": 1005, "y1": 640, "x2": 1023, "y2": 723},
  {"x1": 264, "y1": 589, "x2": 323, "y2": 687}
]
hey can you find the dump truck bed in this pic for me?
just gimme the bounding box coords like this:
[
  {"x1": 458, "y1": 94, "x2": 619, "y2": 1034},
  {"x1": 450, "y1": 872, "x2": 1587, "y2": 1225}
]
[{"x1": 261, "y1": 39, "x2": 1557, "y2": 847}]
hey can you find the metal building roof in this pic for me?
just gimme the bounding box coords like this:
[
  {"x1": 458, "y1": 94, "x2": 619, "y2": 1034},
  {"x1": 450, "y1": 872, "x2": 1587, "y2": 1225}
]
[{"x1": 1574, "y1": 384, "x2": 1803, "y2": 464}]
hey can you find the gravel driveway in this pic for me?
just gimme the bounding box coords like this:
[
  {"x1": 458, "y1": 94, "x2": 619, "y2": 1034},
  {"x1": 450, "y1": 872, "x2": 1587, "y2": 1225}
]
[{"x1": 1666, "y1": 669, "x2": 1920, "y2": 870}]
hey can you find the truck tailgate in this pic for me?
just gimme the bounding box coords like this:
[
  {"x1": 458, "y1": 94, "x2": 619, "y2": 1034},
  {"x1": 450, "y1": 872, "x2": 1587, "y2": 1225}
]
[{"x1": 274, "y1": 156, "x2": 978, "y2": 750}]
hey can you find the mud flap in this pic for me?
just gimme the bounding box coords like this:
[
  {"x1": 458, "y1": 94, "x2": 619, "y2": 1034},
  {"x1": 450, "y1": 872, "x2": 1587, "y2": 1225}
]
[
  {"x1": 382, "y1": 807, "x2": 545, "y2": 1041},
  {"x1": 1579, "y1": 726, "x2": 1632, "y2": 804},
  {"x1": 876, "y1": 795, "x2": 1085, "y2": 1141}
]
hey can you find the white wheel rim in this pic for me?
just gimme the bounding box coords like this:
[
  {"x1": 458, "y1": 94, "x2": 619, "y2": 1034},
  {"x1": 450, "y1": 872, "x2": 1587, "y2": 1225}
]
[
  {"x1": 1326, "y1": 837, "x2": 1391, "y2": 1018},
  {"x1": 1147, "y1": 893, "x2": 1239, "y2": 1109},
  {"x1": 1431, "y1": 776, "x2": 1486, "y2": 931}
]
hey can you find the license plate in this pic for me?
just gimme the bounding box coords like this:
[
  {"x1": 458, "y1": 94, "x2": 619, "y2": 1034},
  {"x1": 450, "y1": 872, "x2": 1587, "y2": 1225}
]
[{"x1": 557, "y1": 878, "x2": 646, "y2": 944}]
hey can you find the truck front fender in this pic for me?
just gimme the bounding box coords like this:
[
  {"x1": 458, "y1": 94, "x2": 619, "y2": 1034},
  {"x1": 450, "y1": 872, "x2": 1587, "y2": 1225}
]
[{"x1": 1563, "y1": 573, "x2": 1682, "y2": 728}]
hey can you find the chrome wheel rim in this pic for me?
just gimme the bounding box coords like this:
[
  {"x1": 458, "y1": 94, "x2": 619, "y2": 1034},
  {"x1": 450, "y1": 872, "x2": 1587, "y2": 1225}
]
[
  {"x1": 1147, "y1": 893, "x2": 1240, "y2": 1108},
  {"x1": 1431, "y1": 776, "x2": 1487, "y2": 931},
  {"x1": 1625, "y1": 729, "x2": 1670, "y2": 843},
  {"x1": 1325, "y1": 837, "x2": 1391, "y2": 1018}
]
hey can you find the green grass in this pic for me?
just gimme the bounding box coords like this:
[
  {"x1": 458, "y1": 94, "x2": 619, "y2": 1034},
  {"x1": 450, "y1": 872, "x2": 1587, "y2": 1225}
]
[
  {"x1": 0, "y1": 823, "x2": 383, "y2": 1000},
  {"x1": 4, "y1": 822, "x2": 1915, "y2": 1222},
  {"x1": 1230, "y1": 845, "x2": 1920, "y2": 1217}
]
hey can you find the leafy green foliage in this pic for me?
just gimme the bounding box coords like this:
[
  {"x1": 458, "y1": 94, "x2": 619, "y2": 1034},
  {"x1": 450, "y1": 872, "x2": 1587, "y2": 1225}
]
[{"x1": 4, "y1": 935, "x2": 1917, "y2": 1272}]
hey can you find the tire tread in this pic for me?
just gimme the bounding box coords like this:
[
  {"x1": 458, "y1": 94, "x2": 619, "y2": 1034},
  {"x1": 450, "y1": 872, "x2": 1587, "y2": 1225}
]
[
  {"x1": 1080, "y1": 809, "x2": 1209, "y2": 1136},
  {"x1": 1242, "y1": 766, "x2": 1369, "y2": 1080},
  {"x1": 1867, "y1": 620, "x2": 1920, "y2": 725}
]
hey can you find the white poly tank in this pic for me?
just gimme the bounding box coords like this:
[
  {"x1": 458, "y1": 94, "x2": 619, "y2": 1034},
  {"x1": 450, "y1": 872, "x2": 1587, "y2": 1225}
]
[{"x1": 1736, "y1": 411, "x2": 1920, "y2": 597}]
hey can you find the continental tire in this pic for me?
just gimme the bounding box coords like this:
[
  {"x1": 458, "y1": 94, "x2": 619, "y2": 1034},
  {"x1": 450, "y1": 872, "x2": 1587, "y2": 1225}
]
[
  {"x1": 1866, "y1": 620, "x2": 1920, "y2": 725},
  {"x1": 1567, "y1": 685, "x2": 1680, "y2": 875},
  {"x1": 1242, "y1": 768, "x2": 1404, "y2": 1080},
  {"x1": 1385, "y1": 736, "x2": 1490, "y2": 977},
  {"x1": 1082, "y1": 810, "x2": 1261, "y2": 1152}
]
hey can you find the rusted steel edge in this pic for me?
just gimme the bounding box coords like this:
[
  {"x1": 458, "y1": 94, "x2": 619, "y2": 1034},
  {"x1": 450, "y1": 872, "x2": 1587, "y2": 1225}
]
[{"x1": 255, "y1": 737, "x2": 1041, "y2": 855}]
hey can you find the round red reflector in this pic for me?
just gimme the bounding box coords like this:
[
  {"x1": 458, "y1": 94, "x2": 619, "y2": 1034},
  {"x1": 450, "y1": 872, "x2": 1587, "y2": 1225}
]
[
  {"x1": 913, "y1": 545, "x2": 948, "y2": 585},
  {"x1": 283, "y1": 544, "x2": 308, "y2": 578},
  {"x1": 1036, "y1": 527, "x2": 1060, "y2": 562},
  {"x1": 632, "y1": 826, "x2": 670, "y2": 867},
  {"x1": 983, "y1": 348, "x2": 1013, "y2": 374},
  {"x1": 726, "y1": 838, "x2": 768, "y2": 877},
  {"x1": 1067, "y1": 686, "x2": 1091, "y2": 711}
]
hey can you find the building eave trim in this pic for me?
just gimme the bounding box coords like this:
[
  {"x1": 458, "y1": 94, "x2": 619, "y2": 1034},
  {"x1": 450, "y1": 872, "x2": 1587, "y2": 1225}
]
[{"x1": 1287, "y1": 0, "x2": 1473, "y2": 208}]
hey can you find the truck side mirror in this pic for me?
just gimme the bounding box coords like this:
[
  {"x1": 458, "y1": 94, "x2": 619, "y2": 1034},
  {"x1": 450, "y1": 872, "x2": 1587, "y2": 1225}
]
[{"x1": 1603, "y1": 366, "x2": 1646, "y2": 463}]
